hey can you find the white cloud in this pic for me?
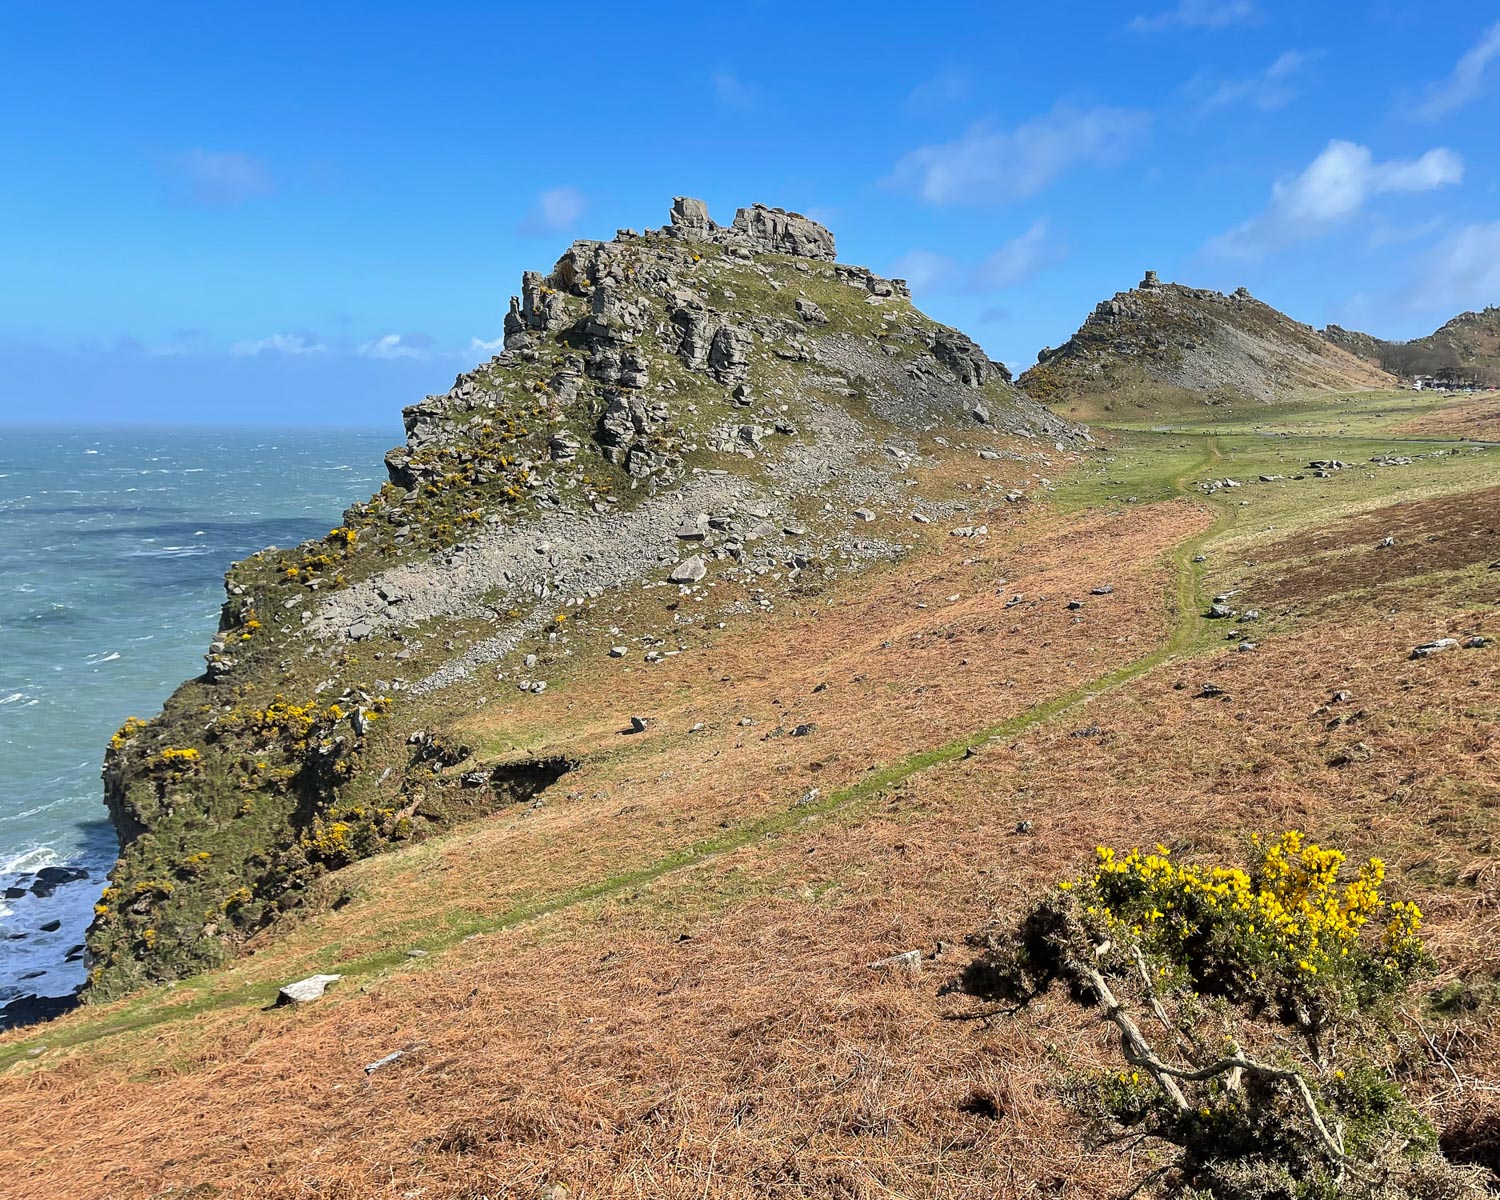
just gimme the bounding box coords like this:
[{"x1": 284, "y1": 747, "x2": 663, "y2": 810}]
[
  {"x1": 229, "y1": 332, "x2": 326, "y2": 357},
  {"x1": 469, "y1": 335, "x2": 507, "y2": 355},
  {"x1": 357, "y1": 333, "x2": 434, "y2": 361},
  {"x1": 1189, "y1": 50, "x2": 1315, "y2": 111},
  {"x1": 1412, "y1": 20, "x2": 1500, "y2": 120},
  {"x1": 712, "y1": 70, "x2": 757, "y2": 111},
  {"x1": 519, "y1": 186, "x2": 587, "y2": 235},
  {"x1": 890, "y1": 221, "x2": 1063, "y2": 296},
  {"x1": 164, "y1": 150, "x2": 272, "y2": 208},
  {"x1": 1205, "y1": 139, "x2": 1463, "y2": 259},
  {"x1": 1409, "y1": 221, "x2": 1500, "y2": 313},
  {"x1": 971, "y1": 219, "x2": 1060, "y2": 289},
  {"x1": 1130, "y1": 0, "x2": 1259, "y2": 33},
  {"x1": 889, "y1": 105, "x2": 1151, "y2": 205},
  {"x1": 888, "y1": 249, "x2": 959, "y2": 293}
]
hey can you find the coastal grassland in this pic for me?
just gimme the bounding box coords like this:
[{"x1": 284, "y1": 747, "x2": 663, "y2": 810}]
[
  {"x1": 0, "y1": 551, "x2": 1490, "y2": 1199},
  {"x1": 2, "y1": 392, "x2": 1494, "y2": 1198}
]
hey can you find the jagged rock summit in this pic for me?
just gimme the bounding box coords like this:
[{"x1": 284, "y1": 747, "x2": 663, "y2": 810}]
[
  {"x1": 88, "y1": 198, "x2": 1083, "y2": 998},
  {"x1": 1021, "y1": 274, "x2": 1396, "y2": 415}
]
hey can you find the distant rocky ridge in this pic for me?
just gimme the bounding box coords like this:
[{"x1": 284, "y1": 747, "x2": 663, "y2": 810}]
[
  {"x1": 1021, "y1": 272, "x2": 1396, "y2": 412},
  {"x1": 87, "y1": 198, "x2": 1083, "y2": 998},
  {"x1": 1323, "y1": 307, "x2": 1500, "y2": 387}
]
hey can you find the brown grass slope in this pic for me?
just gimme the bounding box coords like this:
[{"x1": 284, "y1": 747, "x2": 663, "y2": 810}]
[
  {"x1": 1023, "y1": 278, "x2": 1396, "y2": 420},
  {"x1": 1, "y1": 421, "x2": 1496, "y2": 1199}
]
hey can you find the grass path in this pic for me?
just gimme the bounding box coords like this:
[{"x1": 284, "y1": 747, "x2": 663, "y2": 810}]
[{"x1": 1, "y1": 437, "x2": 1238, "y2": 1069}]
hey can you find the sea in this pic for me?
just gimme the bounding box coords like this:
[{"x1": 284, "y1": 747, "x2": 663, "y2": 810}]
[{"x1": 0, "y1": 425, "x2": 391, "y2": 1025}]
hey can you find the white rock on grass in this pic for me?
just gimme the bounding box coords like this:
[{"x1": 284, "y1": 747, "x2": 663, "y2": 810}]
[
  {"x1": 669, "y1": 555, "x2": 707, "y2": 584},
  {"x1": 276, "y1": 974, "x2": 342, "y2": 1006}
]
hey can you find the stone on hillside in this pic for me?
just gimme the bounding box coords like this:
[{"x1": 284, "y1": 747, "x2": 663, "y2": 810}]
[
  {"x1": 795, "y1": 297, "x2": 828, "y2": 324},
  {"x1": 276, "y1": 974, "x2": 342, "y2": 1006},
  {"x1": 675, "y1": 513, "x2": 709, "y2": 540},
  {"x1": 1411, "y1": 637, "x2": 1459, "y2": 659},
  {"x1": 365, "y1": 1050, "x2": 405, "y2": 1075},
  {"x1": 867, "y1": 949, "x2": 922, "y2": 975},
  {"x1": 669, "y1": 196, "x2": 714, "y2": 232},
  {"x1": 669, "y1": 555, "x2": 707, "y2": 584}
]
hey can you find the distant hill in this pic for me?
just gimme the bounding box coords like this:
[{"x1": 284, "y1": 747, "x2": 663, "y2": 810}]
[
  {"x1": 1020, "y1": 272, "x2": 1396, "y2": 418},
  {"x1": 1323, "y1": 307, "x2": 1500, "y2": 387}
]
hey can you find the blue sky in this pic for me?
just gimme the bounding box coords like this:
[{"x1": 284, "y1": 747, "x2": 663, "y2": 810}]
[{"x1": 2, "y1": 0, "x2": 1497, "y2": 427}]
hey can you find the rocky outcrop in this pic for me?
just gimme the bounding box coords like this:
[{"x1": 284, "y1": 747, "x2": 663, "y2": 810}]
[
  {"x1": 86, "y1": 196, "x2": 1083, "y2": 1001},
  {"x1": 1022, "y1": 276, "x2": 1396, "y2": 408},
  {"x1": 666, "y1": 197, "x2": 837, "y2": 261},
  {"x1": 1323, "y1": 308, "x2": 1500, "y2": 387}
]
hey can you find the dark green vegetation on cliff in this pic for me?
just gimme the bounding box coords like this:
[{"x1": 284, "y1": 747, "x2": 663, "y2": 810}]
[{"x1": 87, "y1": 200, "x2": 1078, "y2": 998}]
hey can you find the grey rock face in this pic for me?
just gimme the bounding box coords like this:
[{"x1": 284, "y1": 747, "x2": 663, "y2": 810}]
[
  {"x1": 931, "y1": 328, "x2": 997, "y2": 388},
  {"x1": 670, "y1": 196, "x2": 714, "y2": 232},
  {"x1": 795, "y1": 298, "x2": 828, "y2": 324},
  {"x1": 729, "y1": 204, "x2": 836, "y2": 260},
  {"x1": 708, "y1": 323, "x2": 751, "y2": 384}
]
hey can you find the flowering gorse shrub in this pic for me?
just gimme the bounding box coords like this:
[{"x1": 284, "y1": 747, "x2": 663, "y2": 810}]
[
  {"x1": 957, "y1": 833, "x2": 1478, "y2": 1200},
  {"x1": 1079, "y1": 833, "x2": 1428, "y2": 1046}
]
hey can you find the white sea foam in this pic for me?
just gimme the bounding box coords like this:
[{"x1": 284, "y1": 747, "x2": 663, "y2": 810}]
[
  {"x1": 0, "y1": 693, "x2": 26, "y2": 706},
  {"x1": 0, "y1": 845, "x2": 60, "y2": 874}
]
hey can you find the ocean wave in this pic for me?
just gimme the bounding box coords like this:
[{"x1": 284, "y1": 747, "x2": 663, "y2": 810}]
[
  {"x1": 0, "y1": 846, "x2": 60, "y2": 874},
  {"x1": 84, "y1": 651, "x2": 122, "y2": 665}
]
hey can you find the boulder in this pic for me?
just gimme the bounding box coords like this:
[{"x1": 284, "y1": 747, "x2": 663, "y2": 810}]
[
  {"x1": 275, "y1": 974, "x2": 342, "y2": 1006},
  {"x1": 669, "y1": 556, "x2": 707, "y2": 584},
  {"x1": 669, "y1": 196, "x2": 714, "y2": 232},
  {"x1": 795, "y1": 298, "x2": 828, "y2": 324}
]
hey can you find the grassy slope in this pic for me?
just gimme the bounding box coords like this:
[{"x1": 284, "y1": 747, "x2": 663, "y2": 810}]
[{"x1": 0, "y1": 390, "x2": 1495, "y2": 1199}]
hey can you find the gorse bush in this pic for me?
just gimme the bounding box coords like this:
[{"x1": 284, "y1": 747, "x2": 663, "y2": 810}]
[{"x1": 957, "y1": 833, "x2": 1481, "y2": 1200}]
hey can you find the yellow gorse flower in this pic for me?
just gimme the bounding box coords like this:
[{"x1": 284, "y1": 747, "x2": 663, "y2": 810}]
[{"x1": 1062, "y1": 831, "x2": 1422, "y2": 979}]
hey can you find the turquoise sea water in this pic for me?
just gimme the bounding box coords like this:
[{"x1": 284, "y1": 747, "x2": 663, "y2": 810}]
[{"x1": 0, "y1": 426, "x2": 390, "y2": 1015}]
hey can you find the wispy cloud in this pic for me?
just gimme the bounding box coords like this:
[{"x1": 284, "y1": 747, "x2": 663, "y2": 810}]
[
  {"x1": 469, "y1": 335, "x2": 507, "y2": 355},
  {"x1": 229, "y1": 332, "x2": 326, "y2": 357},
  {"x1": 1410, "y1": 20, "x2": 1500, "y2": 119},
  {"x1": 888, "y1": 249, "x2": 961, "y2": 293},
  {"x1": 1130, "y1": 0, "x2": 1260, "y2": 32},
  {"x1": 971, "y1": 219, "x2": 1062, "y2": 289},
  {"x1": 518, "y1": 186, "x2": 588, "y2": 236},
  {"x1": 163, "y1": 150, "x2": 272, "y2": 208},
  {"x1": 891, "y1": 220, "x2": 1064, "y2": 296},
  {"x1": 889, "y1": 105, "x2": 1151, "y2": 205},
  {"x1": 357, "y1": 332, "x2": 436, "y2": 360},
  {"x1": 1188, "y1": 50, "x2": 1317, "y2": 111},
  {"x1": 905, "y1": 67, "x2": 972, "y2": 112},
  {"x1": 1409, "y1": 220, "x2": 1500, "y2": 314},
  {"x1": 1205, "y1": 139, "x2": 1462, "y2": 259},
  {"x1": 712, "y1": 70, "x2": 757, "y2": 111}
]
